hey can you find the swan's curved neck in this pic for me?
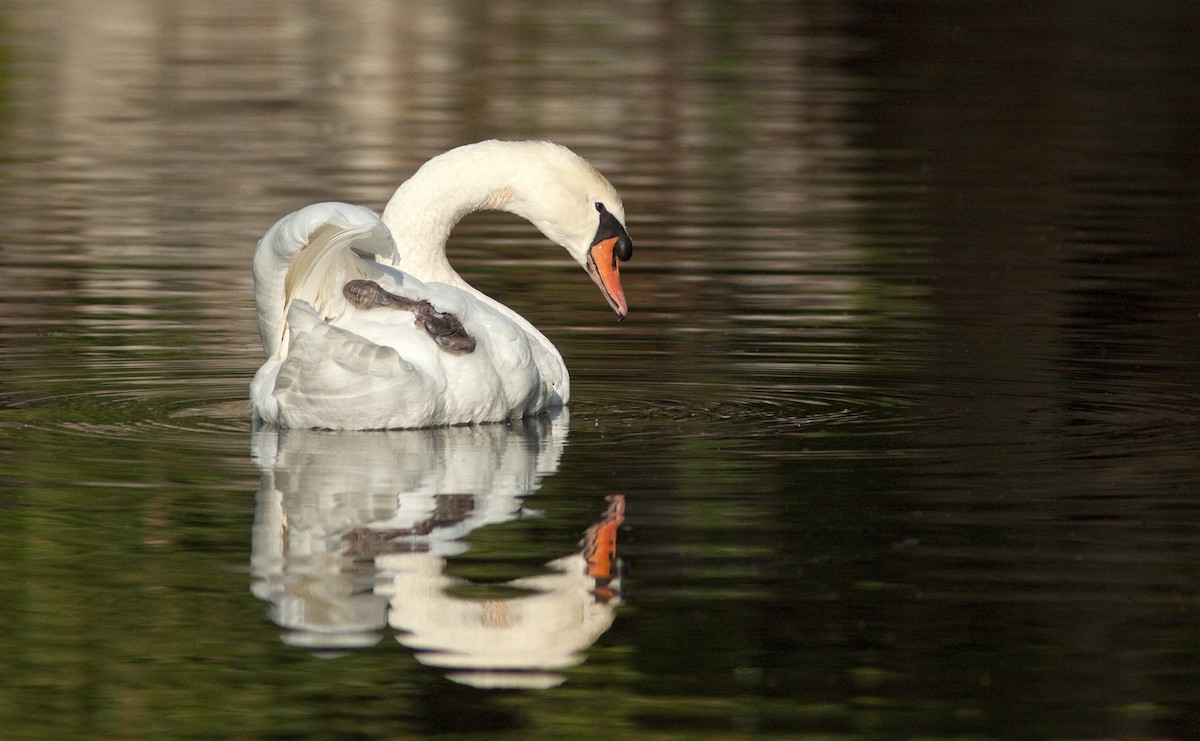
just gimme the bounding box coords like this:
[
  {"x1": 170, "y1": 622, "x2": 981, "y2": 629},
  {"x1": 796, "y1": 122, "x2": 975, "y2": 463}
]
[{"x1": 380, "y1": 142, "x2": 538, "y2": 288}]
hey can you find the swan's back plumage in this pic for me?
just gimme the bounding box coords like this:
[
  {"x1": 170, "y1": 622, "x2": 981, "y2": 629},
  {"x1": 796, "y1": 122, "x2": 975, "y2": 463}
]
[{"x1": 251, "y1": 140, "x2": 630, "y2": 430}]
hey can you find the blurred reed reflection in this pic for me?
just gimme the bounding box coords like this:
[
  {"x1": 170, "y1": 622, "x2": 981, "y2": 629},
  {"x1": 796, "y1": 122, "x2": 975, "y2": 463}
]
[{"x1": 249, "y1": 409, "x2": 624, "y2": 688}]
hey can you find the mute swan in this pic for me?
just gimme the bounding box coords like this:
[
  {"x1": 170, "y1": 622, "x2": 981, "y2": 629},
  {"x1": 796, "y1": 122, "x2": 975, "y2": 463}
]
[{"x1": 250, "y1": 141, "x2": 633, "y2": 430}]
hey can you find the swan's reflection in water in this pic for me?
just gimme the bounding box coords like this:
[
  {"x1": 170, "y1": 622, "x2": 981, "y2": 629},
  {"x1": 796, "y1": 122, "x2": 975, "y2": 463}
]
[{"x1": 249, "y1": 410, "x2": 624, "y2": 688}]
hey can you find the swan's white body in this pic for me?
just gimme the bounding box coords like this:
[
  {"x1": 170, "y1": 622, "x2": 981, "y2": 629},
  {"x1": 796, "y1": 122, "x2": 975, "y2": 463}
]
[{"x1": 251, "y1": 141, "x2": 631, "y2": 430}]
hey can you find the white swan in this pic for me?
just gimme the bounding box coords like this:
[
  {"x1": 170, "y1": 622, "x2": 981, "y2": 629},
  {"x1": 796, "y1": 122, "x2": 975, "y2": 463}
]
[{"x1": 250, "y1": 141, "x2": 633, "y2": 430}]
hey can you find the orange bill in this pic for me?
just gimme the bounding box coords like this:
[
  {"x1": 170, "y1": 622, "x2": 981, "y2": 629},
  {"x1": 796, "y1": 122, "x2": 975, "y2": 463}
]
[{"x1": 586, "y1": 236, "x2": 629, "y2": 319}]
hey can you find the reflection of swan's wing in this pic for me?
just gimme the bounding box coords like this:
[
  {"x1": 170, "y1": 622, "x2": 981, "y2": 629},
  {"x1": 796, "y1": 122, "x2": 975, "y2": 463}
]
[
  {"x1": 250, "y1": 427, "x2": 394, "y2": 652},
  {"x1": 252, "y1": 491, "x2": 389, "y2": 653}
]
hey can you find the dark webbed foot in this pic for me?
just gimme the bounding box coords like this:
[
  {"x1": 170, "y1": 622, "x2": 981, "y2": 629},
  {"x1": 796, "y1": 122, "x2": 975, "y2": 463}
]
[
  {"x1": 412, "y1": 302, "x2": 476, "y2": 353},
  {"x1": 343, "y1": 279, "x2": 476, "y2": 354}
]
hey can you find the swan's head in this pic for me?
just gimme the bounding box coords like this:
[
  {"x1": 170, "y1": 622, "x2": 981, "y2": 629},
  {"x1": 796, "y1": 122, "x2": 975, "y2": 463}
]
[{"x1": 499, "y1": 142, "x2": 634, "y2": 319}]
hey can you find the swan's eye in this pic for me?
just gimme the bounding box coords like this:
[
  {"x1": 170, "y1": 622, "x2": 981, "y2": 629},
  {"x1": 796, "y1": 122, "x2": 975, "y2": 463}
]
[{"x1": 595, "y1": 202, "x2": 606, "y2": 214}]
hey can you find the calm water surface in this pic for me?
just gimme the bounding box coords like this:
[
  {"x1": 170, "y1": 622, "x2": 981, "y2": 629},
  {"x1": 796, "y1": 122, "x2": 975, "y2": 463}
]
[{"x1": 3, "y1": 1, "x2": 1200, "y2": 738}]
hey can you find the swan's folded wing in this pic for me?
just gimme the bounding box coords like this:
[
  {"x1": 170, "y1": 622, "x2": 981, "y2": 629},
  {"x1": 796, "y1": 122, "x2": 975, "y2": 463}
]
[
  {"x1": 271, "y1": 302, "x2": 440, "y2": 430},
  {"x1": 254, "y1": 202, "x2": 400, "y2": 359}
]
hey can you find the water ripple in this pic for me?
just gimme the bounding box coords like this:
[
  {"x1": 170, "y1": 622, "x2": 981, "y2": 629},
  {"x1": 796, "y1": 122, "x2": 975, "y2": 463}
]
[
  {"x1": 0, "y1": 373, "x2": 252, "y2": 442},
  {"x1": 574, "y1": 380, "x2": 925, "y2": 446}
]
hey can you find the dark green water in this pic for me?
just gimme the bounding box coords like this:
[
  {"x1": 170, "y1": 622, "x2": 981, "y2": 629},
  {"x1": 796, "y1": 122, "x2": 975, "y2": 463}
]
[{"x1": 3, "y1": 1, "x2": 1200, "y2": 738}]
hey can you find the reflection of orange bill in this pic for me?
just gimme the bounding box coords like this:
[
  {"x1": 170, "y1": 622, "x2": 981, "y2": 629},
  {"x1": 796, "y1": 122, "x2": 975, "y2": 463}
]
[{"x1": 585, "y1": 494, "x2": 626, "y2": 580}]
